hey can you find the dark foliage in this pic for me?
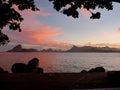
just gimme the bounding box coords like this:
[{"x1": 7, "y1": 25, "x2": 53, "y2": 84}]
[
  {"x1": 0, "y1": 0, "x2": 39, "y2": 45},
  {"x1": 1, "y1": 0, "x2": 120, "y2": 45},
  {"x1": 49, "y1": 0, "x2": 120, "y2": 19},
  {"x1": 0, "y1": 31, "x2": 9, "y2": 45}
]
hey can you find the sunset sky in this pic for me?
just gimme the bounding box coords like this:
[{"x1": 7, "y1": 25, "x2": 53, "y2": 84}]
[{"x1": 1, "y1": 0, "x2": 120, "y2": 51}]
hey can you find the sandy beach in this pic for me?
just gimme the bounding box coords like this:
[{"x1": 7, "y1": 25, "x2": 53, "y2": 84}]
[{"x1": 0, "y1": 72, "x2": 120, "y2": 90}]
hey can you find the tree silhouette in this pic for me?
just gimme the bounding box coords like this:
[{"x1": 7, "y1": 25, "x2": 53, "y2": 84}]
[
  {"x1": 0, "y1": 0, "x2": 120, "y2": 45},
  {"x1": 49, "y1": 0, "x2": 120, "y2": 19},
  {"x1": 0, "y1": 0, "x2": 39, "y2": 45}
]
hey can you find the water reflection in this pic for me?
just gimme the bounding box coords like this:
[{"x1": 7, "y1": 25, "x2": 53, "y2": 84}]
[{"x1": 1, "y1": 52, "x2": 120, "y2": 73}]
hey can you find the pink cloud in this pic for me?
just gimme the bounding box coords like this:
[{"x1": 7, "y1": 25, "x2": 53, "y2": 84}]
[
  {"x1": 2, "y1": 5, "x2": 72, "y2": 50},
  {"x1": 21, "y1": 26, "x2": 62, "y2": 40},
  {"x1": 12, "y1": 5, "x2": 51, "y2": 29},
  {"x1": 4, "y1": 26, "x2": 72, "y2": 50},
  {"x1": 20, "y1": 9, "x2": 50, "y2": 17},
  {"x1": 6, "y1": 26, "x2": 61, "y2": 42},
  {"x1": 79, "y1": 7, "x2": 91, "y2": 18},
  {"x1": 13, "y1": 5, "x2": 51, "y2": 17}
]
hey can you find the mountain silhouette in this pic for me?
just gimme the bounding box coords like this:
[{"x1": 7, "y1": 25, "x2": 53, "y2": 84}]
[
  {"x1": 41, "y1": 48, "x2": 62, "y2": 52},
  {"x1": 7, "y1": 44, "x2": 120, "y2": 52},
  {"x1": 67, "y1": 45, "x2": 120, "y2": 52},
  {"x1": 7, "y1": 44, "x2": 38, "y2": 52}
]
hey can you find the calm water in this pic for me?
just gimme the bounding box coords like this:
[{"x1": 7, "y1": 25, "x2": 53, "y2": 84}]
[{"x1": 1, "y1": 52, "x2": 120, "y2": 73}]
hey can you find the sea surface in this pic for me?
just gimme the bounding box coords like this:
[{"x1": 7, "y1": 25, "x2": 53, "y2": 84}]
[{"x1": 1, "y1": 52, "x2": 120, "y2": 73}]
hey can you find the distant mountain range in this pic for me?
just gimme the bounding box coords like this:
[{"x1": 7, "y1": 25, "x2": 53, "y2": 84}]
[
  {"x1": 7, "y1": 44, "x2": 38, "y2": 52},
  {"x1": 7, "y1": 44, "x2": 120, "y2": 52},
  {"x1": 41, "y1": 49, "x2": 62, "y2": 52},
  {"x1": 66, "y1": 45, "x2": 120, "y2": 52},
  {"x1": 7, "y1": 44, "x2": 61, "y2": 52}
]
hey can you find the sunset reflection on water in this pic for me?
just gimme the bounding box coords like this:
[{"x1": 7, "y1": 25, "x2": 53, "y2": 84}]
[{"x1": 1, "y1": 52, "x2": 120, "y2": 73}]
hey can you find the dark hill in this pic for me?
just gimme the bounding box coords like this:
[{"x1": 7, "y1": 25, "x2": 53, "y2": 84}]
[
  {"x1": 7, "y1": 44, "x2": 38, "y2": 52},
  {"x1": 67, "y1": 45, "x2": 120, "y2": 52}
]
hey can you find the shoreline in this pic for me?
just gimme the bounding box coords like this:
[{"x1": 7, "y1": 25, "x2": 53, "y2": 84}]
[{"x1": 1, "y1": 72, "x2": 120, "y2": 90}]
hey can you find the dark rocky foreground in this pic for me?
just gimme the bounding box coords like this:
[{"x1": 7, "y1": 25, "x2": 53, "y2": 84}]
[{"x1": 0, "y1": 72, "x2": 120, "y2": 90}]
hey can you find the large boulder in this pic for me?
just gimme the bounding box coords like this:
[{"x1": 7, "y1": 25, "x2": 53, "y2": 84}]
[
  {"x1": 0, "y1": 67, "x2": 4, "y2": 73},
  {"x1": 80, "y1": 70, "x2": 87, "y2": 73},
  {"x1": 11, "y1": 58, "x2": 44, "y2": 73},
  {"x1": 12, "y1": 63, "x2": 28, "y2": 73},
  {"x1": 27, "y1": 58, "x2": 39, "y2": 72},
  {"x1": 0, "y1": 67, "x2": 8, "y2": 73},
  {"x1": 88, "y1": 67, "x2": 105, "y2": 73},
  {"x1": 27, "y1": 58, "x2": 43, "y2": 73},
  {"x1": 37, "y1": 67, "x2": 43, "y2": 73},
  {"x1": 107, "y1": 71, "x2": 120, "y2": 85}
]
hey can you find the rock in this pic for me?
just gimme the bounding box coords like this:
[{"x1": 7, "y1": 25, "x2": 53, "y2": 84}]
[
  {"x1": 27, "y1": 58, "x2": 44, "y2": 73},
  {"x1": 80, "y1": 70, "x2": 87, "y2": 73},
  {"x1": 0, "y1": 67, "x2": 9, "y2": 73},
  {"x1": 0, "y1": 67, "x2": 4, "y2": 73},
  {"x1": 12, "y1": 63, "x2": 28, "y2": 73},
  {"x1": 107, "y1": 71, "x2": 120, "y2": 84},
  {"x1": 37, "y1": 67, "x2": 43, "y2": 73},
  {"x1": 27, "y1": 58, "x2": 39, "y2": 72},
  {"x1": 11, "y1": 58, "x2": 44, "y2": 73},
  {"x1": 88, "y1": 67, "x2": 105, "y2": 73}
]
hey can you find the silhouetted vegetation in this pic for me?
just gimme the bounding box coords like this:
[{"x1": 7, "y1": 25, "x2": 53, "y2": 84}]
[
  {"x1": 0, "y1": 0, "x2": 120, "y2": 45},
  {"x1": 49, "y1": 0, "x2": 120, "y2": 19},
  {"x1": 0, "y1": 0, "x2": 39, "y2": 45}
]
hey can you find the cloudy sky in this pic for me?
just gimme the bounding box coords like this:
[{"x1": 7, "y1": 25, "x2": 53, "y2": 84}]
[{"x1": 1, "y1": 0, "x2": 120, "y2": 51}]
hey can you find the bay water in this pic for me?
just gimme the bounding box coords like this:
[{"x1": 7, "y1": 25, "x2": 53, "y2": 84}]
[{"x1": 0, "y1": 52, "x2": 120, "y2": 73}]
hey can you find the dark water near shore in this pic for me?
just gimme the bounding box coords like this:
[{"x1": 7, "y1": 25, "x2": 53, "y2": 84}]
[{"x1": 0, "y1": 52, "x2": 120, "y2": 73}]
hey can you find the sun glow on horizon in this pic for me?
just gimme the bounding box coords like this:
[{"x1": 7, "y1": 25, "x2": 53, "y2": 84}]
[{"x1": 1, "y1": 0, "x2": 120, "y2": 51}]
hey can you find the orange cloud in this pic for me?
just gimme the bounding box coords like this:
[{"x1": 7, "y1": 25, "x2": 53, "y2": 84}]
[
  {"x1": 2, "y1": 5, "x2": 72, "y2": 50},
  {"x1": 78, "y1": 42, "x2": 120, "y2": 48},
  {"x1": 22, "y1": 26, "x2": 62, "y2": 40},
  {"x1": 104, "y1": 28, "x2": 120, "y2": 40},
  {"x1": 116, "y1": 28, "x2": 120, "y2": 35},
  {"x1": 7, "y1": 26, "x2": 61, "y2": 42},
  {"x1": 4, "y1": 26, "x2": 72, "y2": 50},
  {"x1": 90, "y1": 28, "x2": 120, "y2": 42}
]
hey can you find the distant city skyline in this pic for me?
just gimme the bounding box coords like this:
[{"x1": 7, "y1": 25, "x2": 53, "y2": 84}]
[{"x1": 1, "y1": 0, "x2": 120, "y2": 51}]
